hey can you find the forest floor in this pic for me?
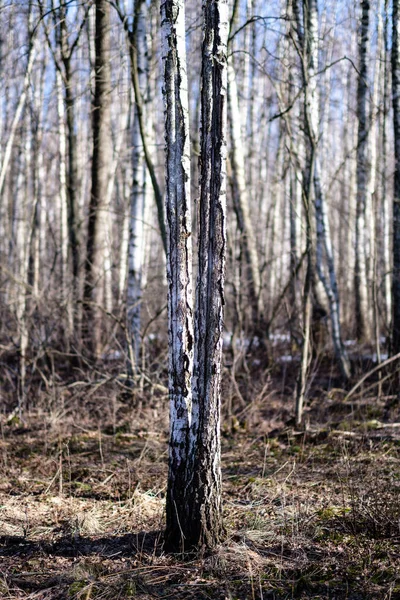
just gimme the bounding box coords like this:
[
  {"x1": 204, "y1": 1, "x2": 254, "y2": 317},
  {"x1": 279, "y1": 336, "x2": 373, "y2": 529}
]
[{"x1": 1, "y1": 352, "x2": 400, "y2": 599}]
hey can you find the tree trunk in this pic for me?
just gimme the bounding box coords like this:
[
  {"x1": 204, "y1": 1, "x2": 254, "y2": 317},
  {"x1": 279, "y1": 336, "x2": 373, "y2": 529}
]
[
  {"x1": 127, "y1": 1, "x2": 151, "y2": 375},
  {"x1": 119, "y1": 2, "x2": 168, "y2": 257},
  {"x1": 303, "y1": 0, "x2": 350, "y2": 380},
  {"x1": 59, "y1": 12, "x2": 81, "y2": 317},
  {"x1": 56, "y1": 70, "x2": 73, "y2": 337},
  {"x1": 382, "y1": 0, "x2": 391, "y2": 331},
  {"x1": 392, "y1": 0, "x2": 400, "y2": 353},
  {"x1": 355, "y1": 0, "x2": 372, "y2": 341},
  {"x1": 84, "y1": 0, "x2": 112, "y2": 354},
  {"x1": 185, "y1": 0, "x2": 229, "y2": 551},
  {"x1": 0, "y1": 35, "x2": 36, "y2": 200},
  {"x1": 161, "y1": 0, "x2": 195, "y2": 552},
  {"x1": 227, "y1": 60, "x2": 263, "y2": 330}
]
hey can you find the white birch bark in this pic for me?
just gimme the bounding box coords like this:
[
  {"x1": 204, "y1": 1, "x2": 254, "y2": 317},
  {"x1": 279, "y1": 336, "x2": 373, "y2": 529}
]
[
  {"x1": 227, "y1": 60, "x2": 263, "y2": 327},
  {"x1": 161, "y1": 0, "x2": 194, "y2": 551},
  {"x1": 15, "y1": 118, "x2": 33, "y2": 414},
  {"x1": 118, "y1": 165, "x2": 131, "y2": 305},
  {"x1": 185, "y1": 0, "x2": 229, "y2": 550},
  {"x1": 56, "y1": 70, "x2": 73, "y2": 334},
  {"x1": 103, "y1": 106, "x2": 130, "y2": 314},
  {"x1": 127, "y1": 112, "x2": 146, "y2": 372},
  {"x1": 0, "y1": 36, "x2": 37, "y2": 200},
  {"x1": 305, "y1": 0, "x2": 350, "y2": 379},
  {"x1": 126, "y1": 1, "x2": 152, "y2": 374}
]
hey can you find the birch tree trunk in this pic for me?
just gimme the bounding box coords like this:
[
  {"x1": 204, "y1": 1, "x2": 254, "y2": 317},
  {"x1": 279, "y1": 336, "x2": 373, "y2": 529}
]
[
  {"x1": 392, "y1": 0, "x2": 400, "y2": 354},
  {"x1": 355, "y1": 0, "x2": 372, "y2": 341},
  {"x1": 295, "y1": 0, "x2": 350, "y2": 423},
  {"x1": 227, "y1": 60, "x2": 263, "y2": 330},
  {"x1": 57, "y1": 70, "x2": 73, "y2": 335},
  {"x1": 84, "y1": 0, "x2": 112, "y2": 354},
  {"x1": 0, "y1": 34, "x2": 36, "y2": 200},
  {"x1": 161, "y1": 0, "x2": 194, "y2": 552},
  {"x1": 185, "y1": 0, "x2": 229, "y2": 550},
  {"x1": 127, "y1": 1, "x2": 149, "y2": 375},
  {"x1": 59, "y1": 9, "x2": 82, "y2": 320},
  {"x1": 117, "y1": 1, "x2": 168, "y2": 256},
  {"x1": 103, "y1": 105, "x2": 130, "y2": 315},
  {"x1": 307, "y1": 3, "x2": 349, "y2": 379}
]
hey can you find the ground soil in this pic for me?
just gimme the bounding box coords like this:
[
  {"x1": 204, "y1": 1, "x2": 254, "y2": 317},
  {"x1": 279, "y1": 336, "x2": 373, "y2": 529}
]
[{"x1": 0, "y1": 357, "x2": 400, "y2": 599}]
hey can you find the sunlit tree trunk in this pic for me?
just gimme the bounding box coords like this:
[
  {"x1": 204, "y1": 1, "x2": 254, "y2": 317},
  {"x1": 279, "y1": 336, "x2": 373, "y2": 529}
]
[
  {"x1": 125, "y1": 1, "x2": 152, "y2": 375},
  {"x1": 296, "y1": 0, "x2": 350, "y2": 424},
  {"x1": 161, "y1": 0, "x2": 194, "y2": 551},
  {"x1": 56, "y1": 70, "x2": 73, "y2": 336},
  {"x1": 117, "y1": 1, "x2": 168, "y2": 256},
  {"x1": 185, "y1": 0, "x2": 229, "y2": 550},
  {"x1": 84, "y1": 0, "x2": 112, "y2": 354},
  {"x1": 0, "y1": 33, "x2": 36, "y2": 200},
  {"x1": 227, "y1": 60, "x2": 263, "y2": 329}
]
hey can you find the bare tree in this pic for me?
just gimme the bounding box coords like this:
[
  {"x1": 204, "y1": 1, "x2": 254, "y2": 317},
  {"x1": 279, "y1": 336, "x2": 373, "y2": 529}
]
[
  {"x1": 294, "y1": 0, "x2": 350, "y2": 425},
  {"x1": 184, "y1": 0, "x2": 229, "y2": 550},
  {"x1": 84, "y1": 0, "x2": 112, "y2": 354},
  {"x1": 392, "y1": 0, "x2": 400, "y2": 354},
  {"x1": 161, "y1": 0, "x2": 194, "y2": 551},
  {"x1": 355, "y1": 0, "x2": 372, "y2": 342},
  {"x1": 227, "y1": 60, "x2": 264, "y2": 330}
]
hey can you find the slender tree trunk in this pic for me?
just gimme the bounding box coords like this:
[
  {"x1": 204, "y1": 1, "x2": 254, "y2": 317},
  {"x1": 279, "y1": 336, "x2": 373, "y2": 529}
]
[
  {"x1": 60, "y1": 25, "x2": 81, "y2": 315},
  {"x1": 84, "y1": 0, "x2": 112, "y2": 354},
  {"x1": 16, "y1": 124, "x2": 32, "y2": 416},
  {"x1": 126, "y1": 0, "x2": 157, "y2": 375},
  {"x1": 227, "y1": 60, "x2": 263, "y2": 329},
  {"x1": 366, "y1": 10, "x2": 382, "y2": 299},
  {"x1": 103, "y1": 105, "x2": 130, "y2": 315},
  {"x1": 57, "y1": 70, "x2": 73, "y2": 335},
  {"x1": 295, "y1": 0, "x2": 350, "y2": 423},
  {"x1": 161, "y1": 0, "x2": 194, "y2": 552},
  {"x1": 127, "y1": 3, "x2": 148, "y2": 374},
  {"x1": 119, "y1": 2, "x2": 168, "y2": 256},
  {"x1": 382, "y1": 0, "x2": 391, "y2": 330},
  {"x1": 355, "y1": 0, "x2": 372, "y2": 341},
  {"x1": 0, "y1": 36, "x2": 36, "y2": 200},
  {"x1": 118, "y1": 164, "x2": 131, "y2": 306},
  {"x1": 305, "y1": 0, "x2": 350, "y2": 379},
  {"x1": 392, "y1": 0, "x2": 400, "y2": 354}
]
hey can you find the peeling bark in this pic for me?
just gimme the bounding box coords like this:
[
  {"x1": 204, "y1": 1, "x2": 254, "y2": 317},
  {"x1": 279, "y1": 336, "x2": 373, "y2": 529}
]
[
  {"x1": 161, "y1": 0, "x2": 194, "y2": 551},
  {"x1": 185, "y1": 0, "x2": 229, "y2": 550}
]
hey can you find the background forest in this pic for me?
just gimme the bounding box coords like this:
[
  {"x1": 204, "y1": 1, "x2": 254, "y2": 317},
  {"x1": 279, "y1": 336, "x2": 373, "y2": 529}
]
[{"x1": 1, "y1": 0, "x2": 400, "y2": 598}]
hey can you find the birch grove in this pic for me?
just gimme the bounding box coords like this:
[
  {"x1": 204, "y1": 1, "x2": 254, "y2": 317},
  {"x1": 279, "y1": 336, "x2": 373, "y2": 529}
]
[{"x1": 1, "y1": 0, "x2": 400, "y2": 552}]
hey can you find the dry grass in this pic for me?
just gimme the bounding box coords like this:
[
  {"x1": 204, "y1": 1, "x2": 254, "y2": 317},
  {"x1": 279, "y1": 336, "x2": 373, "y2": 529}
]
[{"x1": 0, "y1": 365, "x2": 400, "y2": 599}]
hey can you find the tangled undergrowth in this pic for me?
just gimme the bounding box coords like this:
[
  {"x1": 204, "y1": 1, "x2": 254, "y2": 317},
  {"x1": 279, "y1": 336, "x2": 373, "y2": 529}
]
[{"x1": 0, "y1": 353, "x2": 400, "y2": 599}]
